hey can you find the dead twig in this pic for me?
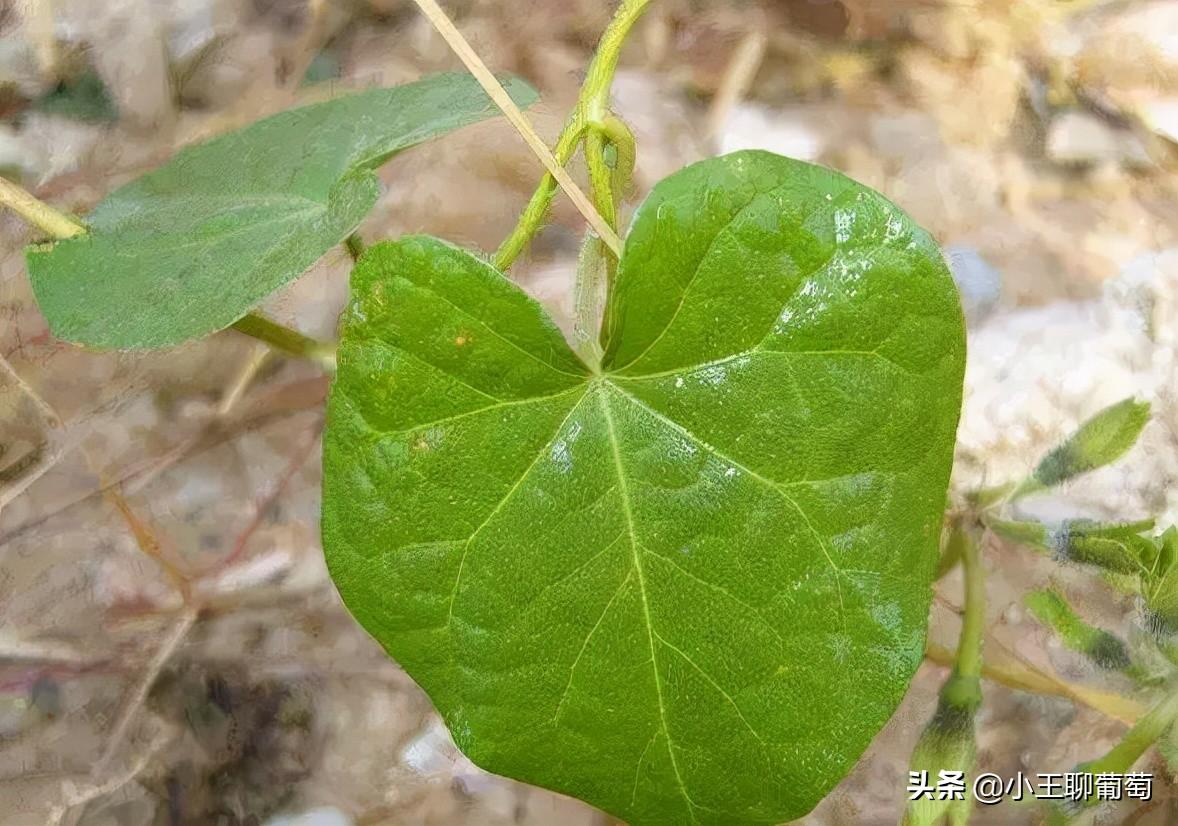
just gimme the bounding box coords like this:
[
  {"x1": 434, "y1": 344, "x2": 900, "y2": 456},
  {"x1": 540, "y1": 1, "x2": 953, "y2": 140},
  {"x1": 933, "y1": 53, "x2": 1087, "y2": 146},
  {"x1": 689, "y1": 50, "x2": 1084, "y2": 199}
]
[
  {"x1": 90, "y1": 608, "x2": 197, "y2": 780},
  {"x1": 0, "y1": 375, "x2": 328, "y2": 546},
  {"x1": 0, "y1": 352, "x2": 66, "y2": 510},
  {"x1": 49, "y1": 723, "x2": 175, "y2": 826},
  {"x1": 103, "y1": 483, "x2": 193, "y2": 602},
  {"x1": 195, "y1": 420, "x2": 322, "y2": 580},
  {"x1": 706, "y1": 28, "x2": 768, "y2": 144},
  {"x1": 217, "y1": 345, "x2": 273, "y2": 418}
]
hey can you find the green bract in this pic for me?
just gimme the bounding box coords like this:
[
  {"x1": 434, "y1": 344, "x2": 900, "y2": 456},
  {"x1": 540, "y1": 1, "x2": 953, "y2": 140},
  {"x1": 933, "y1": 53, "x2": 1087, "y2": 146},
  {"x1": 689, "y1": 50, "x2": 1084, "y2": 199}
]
[
  {"x1": 322, "y1": 151, "x2": 966, "y2": 825},
  {"x1": 1031, "y1": 398, "x2": 1150, "y2": 489},
  {"x1": 26, "y1": 73, "x2": 537, "y2": 349}
]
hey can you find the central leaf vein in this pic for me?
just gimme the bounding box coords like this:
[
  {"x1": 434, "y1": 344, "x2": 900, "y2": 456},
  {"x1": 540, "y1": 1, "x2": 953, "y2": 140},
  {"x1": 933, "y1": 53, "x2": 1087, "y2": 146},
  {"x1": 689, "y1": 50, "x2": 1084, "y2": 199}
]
[{"x1": 597, "y1": 386, "x2": 701, "y2": 823}]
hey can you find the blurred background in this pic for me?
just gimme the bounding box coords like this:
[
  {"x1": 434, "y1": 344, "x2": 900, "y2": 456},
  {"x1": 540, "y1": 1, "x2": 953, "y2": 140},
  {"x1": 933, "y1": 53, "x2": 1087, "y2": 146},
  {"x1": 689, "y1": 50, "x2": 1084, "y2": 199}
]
[{"x1": 1, "y1": 0, "x2": 1177, "y2": 824}]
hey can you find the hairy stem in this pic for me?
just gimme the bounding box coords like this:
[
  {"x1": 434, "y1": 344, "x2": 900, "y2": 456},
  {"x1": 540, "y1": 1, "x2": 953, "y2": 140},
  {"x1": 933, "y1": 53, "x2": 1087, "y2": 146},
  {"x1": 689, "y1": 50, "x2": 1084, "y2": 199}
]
[
  {"x1": 493, "y1": 0, "x2": 651, "y2": 271},
  {"x1": 572, "y1": 232, "x2": 606, "y2": 368},
  {"x1": 596, "y1": 114, "x2": 637, "y2": 199},
  {"x1": 925, "y1": 642, "x2": 1145, "y2": 724},
  {"x1": 585, "y1": 128, "x2": 618, "y2": 232},
  {"x1": 932, "y1": 528, "x2": 985, "y2": 723},
  {"x1": 0, "y1": 175, "x2": 337, "y2": 371}
]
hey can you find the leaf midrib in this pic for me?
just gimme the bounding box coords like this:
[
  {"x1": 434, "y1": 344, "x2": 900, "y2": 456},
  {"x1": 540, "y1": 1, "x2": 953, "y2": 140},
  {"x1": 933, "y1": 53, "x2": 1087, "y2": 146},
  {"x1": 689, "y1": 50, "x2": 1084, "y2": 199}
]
[{"x1": 596, "y1": 384, "x2": 701, "y2": 823}]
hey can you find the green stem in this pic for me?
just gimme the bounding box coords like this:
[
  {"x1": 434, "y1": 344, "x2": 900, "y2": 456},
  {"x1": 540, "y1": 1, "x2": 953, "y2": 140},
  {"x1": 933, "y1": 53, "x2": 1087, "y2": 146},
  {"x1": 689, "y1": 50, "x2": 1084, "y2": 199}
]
[
  {"x1": 344, "y1": 232, "x2": 366, "y2": 262},
  {"x1": 492, "y1": 123, "x2": 587, "y2": 271},
  {"x1": 956, "y1": 529, "x2": 986, "y2": 681},
  {"x1": 584, "y1": 128, "x2": 618, "y2": 232},
  {"x1": 969, "y1": 480, "x2": 1017, "y2": 510},
  {"x1": 925, "y1": 640, "x2": 1146, "y2": 724},
  {"x1": 1008, "y1": 475, "x2": 1045, "y2": 503},
  {"x1": 572, "y1": 232, "x2": 606, "y2": 369},
  {"x1": 1080, "y1": 690, "x2": 1178, "y2": 775},
  {"x1": 597, "y1": 114, "x2": 636, "y2": 198},
  {"x1": 492, "y1": 0, "x2": 651, "y2": 271},
  {"x1": 931, "y1": 528, "x2": 986, "y2": 719},
  {"x1": 580, "y1": 114, "x2": 638, "y2": 359},
  {"x1": 230, "y1": 314, "x2": 336, "y2": 374}
]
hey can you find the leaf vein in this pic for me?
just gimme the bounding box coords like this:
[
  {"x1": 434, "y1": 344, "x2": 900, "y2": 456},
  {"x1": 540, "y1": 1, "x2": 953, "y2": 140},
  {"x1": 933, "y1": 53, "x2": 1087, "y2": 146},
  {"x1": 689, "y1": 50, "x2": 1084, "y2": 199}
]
[
  {"x1": 367, "y1": 385, "x2": 585, "y2": 440},
  {"x1": 604, "y1": 380, "x2": 848, "y2": 631},
  {"x1": 552, "y1": 568, "x2": 633, "y2": 724},
  {"x1": 445, "y1": 389, "x2": 590, "y2": 629},
  {"x1": 642, "y1": 548, "x2": 788, "y2": 649},
  {"x1": 354, "y1": 332, "x2": 504, "y2": 404},
  {"x1": 597, "y1": 387, "x2": 701, "y2": 824},
  {"x1": 403, "y1": 278, "x2": 588, "y2": 381},
  {"x1": 616, "y1": 345, "x2": 913, "y2": 385},
  {"x1": 652, "y1": 628, "x2": 767, "y2": 746}
]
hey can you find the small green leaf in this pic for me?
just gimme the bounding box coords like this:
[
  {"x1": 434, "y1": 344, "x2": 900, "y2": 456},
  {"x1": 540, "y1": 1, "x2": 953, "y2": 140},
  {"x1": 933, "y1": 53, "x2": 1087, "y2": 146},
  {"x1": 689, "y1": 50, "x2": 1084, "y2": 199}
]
[
  {"x1": 1026, "y1": 399, "x2": 1150, "y2": 491},
  {"x1": 34, "y1": 70, "x2": 118, "y2": 123},
  {"x1": 323, "y1": 152, "x2": 966, "y2": 825},
  {"x1": 993, "y1": 517, "x2": 1155, "y2": 577},
  {"x1": 1054, "y1": 519, "x2": 1153, "y2": 576},
  {"x1": 1026, "y1": 587, "x2": 1131, "y2": 671},
  {"x1": 1145, "y1": 526, "x2": 1178, "y2": 633},
  {"x1": 1101, "y1": 569, "x2": 1144, "y2": 596},
  {"x1": 27, "y1": 73, "x2": 538, "y2": 349}
]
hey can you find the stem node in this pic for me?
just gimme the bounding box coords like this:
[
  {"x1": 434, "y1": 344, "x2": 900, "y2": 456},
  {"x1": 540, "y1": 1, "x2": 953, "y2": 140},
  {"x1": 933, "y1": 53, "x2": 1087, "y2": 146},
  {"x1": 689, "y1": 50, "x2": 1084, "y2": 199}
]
[{"x1": 492, "y1": 0, "x2": 651, "y2": 272}]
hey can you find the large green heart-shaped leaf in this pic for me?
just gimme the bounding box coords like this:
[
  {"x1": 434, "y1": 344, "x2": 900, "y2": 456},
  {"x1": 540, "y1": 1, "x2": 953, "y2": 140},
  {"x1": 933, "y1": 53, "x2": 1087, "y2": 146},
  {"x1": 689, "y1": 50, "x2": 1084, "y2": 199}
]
[
  {"x1": 26, "y1": 73, "x2": 537, "y2": 349},
  {"x1": 322, "y1": 150, "x2": 965, "y2": 825}
]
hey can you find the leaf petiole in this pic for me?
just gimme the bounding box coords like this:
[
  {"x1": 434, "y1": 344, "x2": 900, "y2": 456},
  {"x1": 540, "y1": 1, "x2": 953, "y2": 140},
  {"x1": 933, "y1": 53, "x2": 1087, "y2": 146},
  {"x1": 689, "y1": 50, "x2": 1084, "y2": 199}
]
[
  {"x1": 1077, "y1": 689, "x2": 1178, "y2": 778},
  {"x1": 955, "y1": 528, "x2": 986, "y2": 681},
  {"x1": 230, "y1": 314, "x2": 337, "y2": 374}
]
